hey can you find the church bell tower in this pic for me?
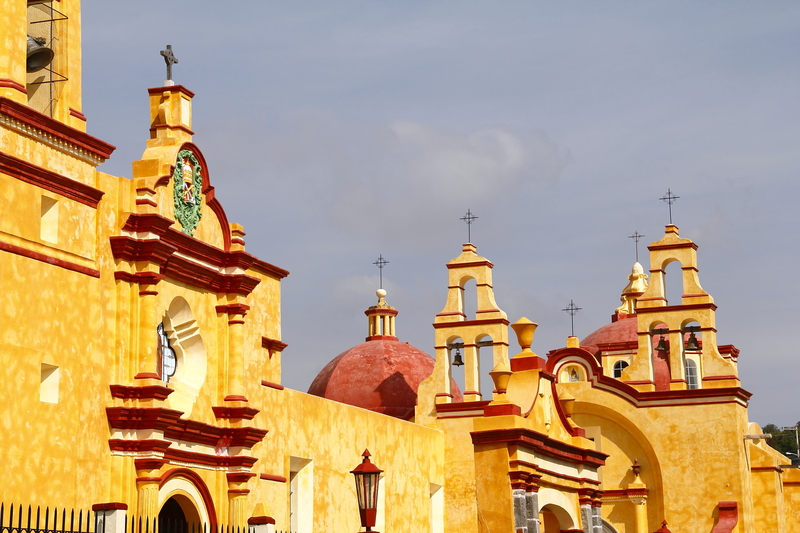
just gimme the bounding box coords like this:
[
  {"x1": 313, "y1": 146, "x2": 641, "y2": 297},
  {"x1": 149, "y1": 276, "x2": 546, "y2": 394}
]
[{"x1": 1, "y1": 0, "x2": 86, "y2": 130}]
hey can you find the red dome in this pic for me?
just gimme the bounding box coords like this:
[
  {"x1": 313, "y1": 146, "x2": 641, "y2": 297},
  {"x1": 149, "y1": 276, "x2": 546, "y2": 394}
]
[
  {"x1": 308, "y1": 338, "x2": 463, "y2": 420},
  {"x1": 580, "y1": 314, "x2": 638, "y2": 354}
]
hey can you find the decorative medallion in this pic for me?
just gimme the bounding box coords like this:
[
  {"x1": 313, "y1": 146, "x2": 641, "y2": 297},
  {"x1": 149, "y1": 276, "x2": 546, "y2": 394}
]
[{"x1": 172, "y1": 149, "x2": 203, "y2": 235}]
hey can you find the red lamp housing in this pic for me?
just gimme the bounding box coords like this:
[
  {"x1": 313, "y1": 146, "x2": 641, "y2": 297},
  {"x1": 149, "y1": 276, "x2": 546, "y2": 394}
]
[{"x1": 350, "y1": 449, "x2": 383, "y2": 531}]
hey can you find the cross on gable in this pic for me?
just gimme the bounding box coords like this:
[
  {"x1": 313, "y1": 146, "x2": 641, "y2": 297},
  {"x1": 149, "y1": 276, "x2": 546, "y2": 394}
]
[
  {"x1": 460, "y1": 209, "x2": 478, "y2": 243},
  {"x1": 160, "y1": 44, "x2": 178, "y2": 82},
  {"x1": 659, "y1": 189, "x2": 680, "y2": 225},
  {"x1": 562, "y1": 299, "x2": 582, "y2": 337}
]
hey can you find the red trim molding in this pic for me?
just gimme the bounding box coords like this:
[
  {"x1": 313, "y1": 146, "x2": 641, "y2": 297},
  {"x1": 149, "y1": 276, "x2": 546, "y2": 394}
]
[
  {"x1": 247, "y1": 517, "x2": 275, "y2": 525},
  {"x1": 69, "y1": 108, "x2": 87, "y2": 122},
  {"x1": 472, "y1": 427, "x2": 608, "y2": 468},
  {"x1": 212, "y1": 405, "x2": 260, "y2": 420},
  {"x1": 261, "y1": 337, "x2": 288, "y2": 354},
  {"x1": 261, "y1": 380, "x2": 285, "y2": 390},
  {"x1": 0, "y1": 151, "x2": 105, "y2": 207},
  {"x1": 602, "y1": 488, "x2": 649, "y2": 499},
  {"x1": 0, "y1": 79, "x2": 26, "y2": 94},
  {"x1": 545, "y1": 347, "x2": 752, "y2": 407},
  {"x1": 91, "y1": 503, "x2": 128, "y2": 511},
  {"x1": 433, "y1": 317, "x2": 510, "y2": 329},
  {"x1": 164, "y1": 448, "x2": 258, "y2": 469},
  {"x1": 711, "y1": 501, "x2": 738, "y2": 533},
  {"x1": 0, "y1": 97, "x2": 115, "y2": 160},
  {"x1": 106, "y1": 407, "x2": 268, "y2": 448},
  {"x1": 0, "y1": 239, "x2": 100, "y2": 278},
  {"x1": 446, "y1": 260, "x2": 493, "y2": 269},
  {"x1": 259, "y1": 474, "x2": 287, "y2": 483},
  {"x1": 110, "y1": 384, "x2": 173, "y2": 400},
  {"x1": 108, "y1": 439, "x2": 172, "y2": 454},
  {"x1": 148, "y1": 85, "x2": 196, "y2": 99},
  {"x1": 216, "y1": 303, "x2": 250, "y2": 315}
]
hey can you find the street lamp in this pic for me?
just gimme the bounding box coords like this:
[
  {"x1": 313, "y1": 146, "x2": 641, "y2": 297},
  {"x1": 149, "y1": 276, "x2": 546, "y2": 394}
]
[{"x1": 351, "y1": 449, "x2": 383, "y2": 532}]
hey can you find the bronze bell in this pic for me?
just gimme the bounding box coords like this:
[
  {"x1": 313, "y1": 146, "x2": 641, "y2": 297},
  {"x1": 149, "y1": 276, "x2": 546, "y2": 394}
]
[
  {"x1": 655, "y1": 335, "x2": 668, "y2": 352},
  {"x1": 27, "y1": 35, "x2": 54, "y2": 73},
  {"x1": 452, "y1": 348, "x2": 464, "y2": 367},
  {"x1": 686, "y1": 331, "x2": 700, "y2": 352}
]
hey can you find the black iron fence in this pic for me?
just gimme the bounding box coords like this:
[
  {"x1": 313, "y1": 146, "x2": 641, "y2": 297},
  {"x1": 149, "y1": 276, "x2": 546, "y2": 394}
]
[{"x1": 0, "y1": 505, "x2": 296, "y2": 533}]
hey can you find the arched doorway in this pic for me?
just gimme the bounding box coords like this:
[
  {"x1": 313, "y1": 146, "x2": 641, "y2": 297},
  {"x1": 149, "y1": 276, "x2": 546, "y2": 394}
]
[
  {"x1": 158, "y1": 495, "x2": 201, "y2": 533},
  {"x1": 158, "y1": 469, "x2": 215, "y2": 530}
]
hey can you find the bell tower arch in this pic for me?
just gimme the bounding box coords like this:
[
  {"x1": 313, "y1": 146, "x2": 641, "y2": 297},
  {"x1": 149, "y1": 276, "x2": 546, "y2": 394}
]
[
  {"x1": 625, "y1": 225, "x2": 739, "y2": 391},
  {"x1": 430, "y1": 243, "x2": 509, "y2": 403},
  {"x1": 0, "y1": 0, "x2": 85, "y2": 128}
]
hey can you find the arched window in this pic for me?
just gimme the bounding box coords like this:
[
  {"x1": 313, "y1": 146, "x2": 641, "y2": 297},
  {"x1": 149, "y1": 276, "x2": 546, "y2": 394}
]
[
  {"x1": 569, "y1": 369, "x2": 580, "y2": 382},
  {"x1": 685, "y1": 359, "x2": 699, "y2": 390},
  {"x1": 158, "y1": 322, "x2": 177, "y2": 383},
  {"x1": 612, "y1": 360, "x2": 629, "y2": 379}
]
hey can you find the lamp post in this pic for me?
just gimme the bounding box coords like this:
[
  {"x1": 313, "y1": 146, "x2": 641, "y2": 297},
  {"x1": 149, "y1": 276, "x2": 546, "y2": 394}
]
[{"x1": 351, "y1": 449, "x2": 383, "y2": 532}]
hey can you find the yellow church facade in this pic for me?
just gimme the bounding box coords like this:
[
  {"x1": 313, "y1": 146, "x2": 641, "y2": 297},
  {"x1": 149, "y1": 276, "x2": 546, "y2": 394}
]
[{"x1": 1, "y1": 2, "x2": 798, "y2": 532}]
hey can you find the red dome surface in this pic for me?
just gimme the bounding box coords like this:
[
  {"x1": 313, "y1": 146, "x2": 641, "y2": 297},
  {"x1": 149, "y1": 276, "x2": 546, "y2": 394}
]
[
  {"x1": 308, "y1": 338, "x2": 463, "y2": 420},
  {"x1": 580, "y1": 315, "x2": 638, "y2": 354}
]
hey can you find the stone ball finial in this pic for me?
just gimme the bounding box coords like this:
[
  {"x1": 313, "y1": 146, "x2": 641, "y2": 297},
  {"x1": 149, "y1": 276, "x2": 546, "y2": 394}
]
[{"x1": 376, "y1": 288, "x2": 387, "y2": 299}]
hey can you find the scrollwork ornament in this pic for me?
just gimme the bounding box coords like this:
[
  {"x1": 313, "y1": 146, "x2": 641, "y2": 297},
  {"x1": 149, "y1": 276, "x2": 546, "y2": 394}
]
[{"x1": 172, "y1": 149, "x2": 203, "y2": 235}]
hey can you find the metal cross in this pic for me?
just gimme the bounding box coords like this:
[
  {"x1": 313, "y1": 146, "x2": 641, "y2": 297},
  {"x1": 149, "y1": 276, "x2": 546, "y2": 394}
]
[
  {"x1": 460, "y1": 209, "x2": 478, "y2": 243},
  {"x1": 160, "y1": 45, "x2": 178, "y2": 82},
  {"x1": 562, "y1": 299, "x2": 582, "y2": 337},
  {"x1": 628, "y1": 231, "x2": 645, "y2": 262},
  {"x1": 373, "y1": 254, "x2": 389, "y2": 289},
  {"x1": 659, "y1": 189, "x2": 680, "y2": 225}
]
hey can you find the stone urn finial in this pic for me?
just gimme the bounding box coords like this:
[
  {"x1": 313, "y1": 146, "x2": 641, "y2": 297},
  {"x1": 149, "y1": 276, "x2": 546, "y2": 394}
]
[
  {"x1": 511, "y1": 318, "x2": 538, "y2": 356},
  {"x1": 488, "y1": 359, "x2": 513, "y2": 404},
  {"x1": 632, "y1": 459, "x2": 641, "y2": 478}
]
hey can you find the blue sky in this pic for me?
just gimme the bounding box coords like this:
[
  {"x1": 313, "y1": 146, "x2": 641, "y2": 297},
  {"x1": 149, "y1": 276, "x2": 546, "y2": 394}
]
[{"x1": 82, "y1": 1, "x2": 800, "y2": 426}]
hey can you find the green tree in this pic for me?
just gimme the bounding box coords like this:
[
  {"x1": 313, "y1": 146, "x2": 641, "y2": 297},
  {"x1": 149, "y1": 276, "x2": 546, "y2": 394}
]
[{"x1": 763, "y1": 423, "x2": 800, "y2": 458}]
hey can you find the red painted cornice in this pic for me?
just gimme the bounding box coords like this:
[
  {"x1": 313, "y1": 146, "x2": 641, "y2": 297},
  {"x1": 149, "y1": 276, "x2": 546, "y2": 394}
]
[
  {"x1": 110, "y1": 384, "x2": 173, "y2": 400},
  {"x1": 110, "y1": 236, "x2": 176, "y2": 265},
  {"x1": 164, "y1": 448, "x2": 258, "y2": 469},
  {"x1": 148, "y1": 85, "x2": 196, "y2": 99},
  {"x1": 261, "y1": 337, "x2": 288, "y2": 352},
  {"x1": 0, "y1": 97, "x2": 115, "y2": 160},
  {"x1": 545, "y1": 347, "x2": 752, "y2": 406},
  {"x1": 0, "y1": 239, "x2": 100, "y2": 278},
  {"x1": 212, "y1": 405, "x2": 260, "y2": 420},
  {"x1": 471, "y1": 427, "x2": 608, "y2": 467},
  {"x1": 108, "y1": 439, "x2": 172, "y2": 454},
  {"x1": 106, "y1": 407, "x2": 267, "y2": 449},
  {"x1": 0, "y1": 151, "x2": 105, "y2": 207}
]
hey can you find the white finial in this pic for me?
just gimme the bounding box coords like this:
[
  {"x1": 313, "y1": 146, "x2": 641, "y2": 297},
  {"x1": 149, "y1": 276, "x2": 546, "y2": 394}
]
[{"x1": 376, "y1": 288, "x2": 387, "y2": 299}]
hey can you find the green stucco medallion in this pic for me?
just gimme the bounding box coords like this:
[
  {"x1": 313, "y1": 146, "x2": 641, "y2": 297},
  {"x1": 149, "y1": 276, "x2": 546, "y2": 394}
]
[{"x1": 173, "y1": 149, "x2": 203, "y2": 236}]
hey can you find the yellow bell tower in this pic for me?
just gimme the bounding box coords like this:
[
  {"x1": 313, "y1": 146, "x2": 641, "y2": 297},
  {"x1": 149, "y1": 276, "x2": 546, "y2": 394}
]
[
  {"x1": 625, "y1": 224, "x2": 740, "y2": 392},
  {"x1": 1, "y1": 0, "x2": 85, "y2": 130}
]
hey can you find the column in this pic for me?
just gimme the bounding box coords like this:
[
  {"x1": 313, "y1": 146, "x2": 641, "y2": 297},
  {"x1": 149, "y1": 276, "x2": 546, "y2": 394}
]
[
  {"x1": 217, "y1": 303, "x2": 249, "y2": 402},
  {"x1": 580, "y1": 503, "x2": 593, "y2": 533},
  {"x1": 227, "y1": 473, "x2": 256, "y2": 528},
  {"x1": 526, "y1": 489, "x2": 540, "y2": 533},
  {"x1": 135, "y1": 459, "x2": 165, "y2": 524},
  {"x1": 463, "y1": 343, "x2": 481, "y2": 401},
  {"x1": 591, "y1": 501, "x2": 603, "y2": 533},
  {"x1": 135, "y1": 272, "x2": 164, "y2": 380},
  {"x1": 513, "y1": 488, "x2": 528, "y2": 533},
  {"x1": 630, "y1": 496, "x2": 648, "y2": 533}
]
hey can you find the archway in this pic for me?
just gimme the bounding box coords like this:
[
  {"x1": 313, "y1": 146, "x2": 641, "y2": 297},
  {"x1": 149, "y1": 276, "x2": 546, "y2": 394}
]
[
  {"x1": 158, "y1": 495, "x2": 200, "y2": 533},
  {"x1": 159, "y1": 469, "x2": 215, "y2": 528}
]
